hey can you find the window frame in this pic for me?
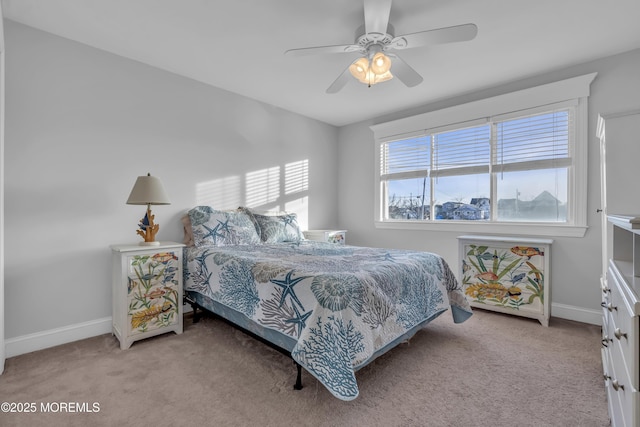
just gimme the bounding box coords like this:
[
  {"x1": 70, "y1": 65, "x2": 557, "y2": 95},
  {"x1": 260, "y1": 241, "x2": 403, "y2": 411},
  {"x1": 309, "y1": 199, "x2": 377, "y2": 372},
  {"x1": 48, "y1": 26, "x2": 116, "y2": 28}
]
[{"x1": 371, "y1": 73, "x2": 597, "y2": 238}]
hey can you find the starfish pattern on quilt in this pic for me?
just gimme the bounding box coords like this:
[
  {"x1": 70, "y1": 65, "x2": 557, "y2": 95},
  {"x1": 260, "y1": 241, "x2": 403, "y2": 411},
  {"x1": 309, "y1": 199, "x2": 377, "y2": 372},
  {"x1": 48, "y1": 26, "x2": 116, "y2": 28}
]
[
  {"x1": 285, "y1": 303, "x2": 313, "y2": 338},
  {"x1": 270, "y1": 270, "x2": 309, "y2": 310}
]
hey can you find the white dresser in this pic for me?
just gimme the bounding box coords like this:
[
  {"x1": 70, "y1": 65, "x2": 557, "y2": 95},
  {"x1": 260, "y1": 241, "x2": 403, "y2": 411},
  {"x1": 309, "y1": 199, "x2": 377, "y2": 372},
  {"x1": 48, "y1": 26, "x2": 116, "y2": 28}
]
[
  {"x1": 598, "y1": 110, "x2": 640, "y2": 426},
  {"x1": 602, "y1": 215, "x2": 640, "y2": 427}
]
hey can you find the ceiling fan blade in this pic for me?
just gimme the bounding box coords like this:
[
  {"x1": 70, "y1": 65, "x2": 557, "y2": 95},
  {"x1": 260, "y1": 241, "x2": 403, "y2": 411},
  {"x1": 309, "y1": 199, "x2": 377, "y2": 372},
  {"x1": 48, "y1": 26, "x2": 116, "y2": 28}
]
[
  {"x1": 326, "y1": 65, "x2": 353, "y2": 94},
  {"x1": 389, "y1": 54, "x2": 423, "y2": 87},
  {"x1": 389, "y1": 23, "x2": 478, "y2": 50},
  {"x1": 285, "y1": 44, "x2": 361, "y2": 57},
  {"x1": 364, "y1": 0, "x2": 393, "y2": 37}
]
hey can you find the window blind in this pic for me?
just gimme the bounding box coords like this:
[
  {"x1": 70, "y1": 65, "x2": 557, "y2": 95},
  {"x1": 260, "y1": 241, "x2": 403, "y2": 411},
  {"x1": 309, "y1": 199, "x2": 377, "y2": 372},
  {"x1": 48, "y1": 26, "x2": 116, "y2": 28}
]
[
  {"x1": 494, "y1": 109, "x2": 572, "y2": 173},
  {"x1": 380, "y1": 136, "x2": 430, "y2": 179},
  {"x1": 432, "y1": 124, "x2": 491, "y2": 177}
]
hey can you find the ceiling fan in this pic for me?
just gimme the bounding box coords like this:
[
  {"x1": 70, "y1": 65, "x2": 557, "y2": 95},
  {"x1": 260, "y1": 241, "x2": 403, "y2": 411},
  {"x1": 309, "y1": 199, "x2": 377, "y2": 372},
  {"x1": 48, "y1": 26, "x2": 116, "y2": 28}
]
[{"x1": 285, "y1": 0, "x2": 478, "y2": 93}]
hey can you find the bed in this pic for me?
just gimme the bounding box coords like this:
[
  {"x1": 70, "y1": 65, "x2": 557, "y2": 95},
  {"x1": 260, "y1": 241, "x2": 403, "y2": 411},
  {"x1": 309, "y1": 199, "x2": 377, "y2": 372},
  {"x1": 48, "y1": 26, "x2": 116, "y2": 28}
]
[{"x1": 182, "y1": 206, "x2": 472, "y2": 401}]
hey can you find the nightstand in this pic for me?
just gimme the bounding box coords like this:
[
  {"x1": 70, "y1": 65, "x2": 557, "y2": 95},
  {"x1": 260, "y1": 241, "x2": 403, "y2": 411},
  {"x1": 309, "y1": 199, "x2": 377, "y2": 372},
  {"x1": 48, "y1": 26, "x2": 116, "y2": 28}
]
[
  {"x1": 303, "y1": 229, "x2": 347, "y2": 245},
  {"x1": 111, "y1": 242, "x2": 185, "y2": 349}
]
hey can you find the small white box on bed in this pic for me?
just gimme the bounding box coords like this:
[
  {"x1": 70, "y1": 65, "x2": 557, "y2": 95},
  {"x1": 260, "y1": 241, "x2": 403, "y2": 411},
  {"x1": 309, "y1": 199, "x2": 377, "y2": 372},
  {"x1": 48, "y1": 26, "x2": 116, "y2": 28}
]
[{"x1": 303, "y1": 229, "x2": 347, "y2": 244}]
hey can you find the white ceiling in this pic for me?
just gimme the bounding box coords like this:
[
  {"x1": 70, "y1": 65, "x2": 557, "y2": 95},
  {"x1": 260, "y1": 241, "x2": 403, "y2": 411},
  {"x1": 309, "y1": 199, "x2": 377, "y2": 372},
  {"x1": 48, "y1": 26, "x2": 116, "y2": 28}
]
[{"x1": 2, "y1": 0, "x2": 640, "y2": 127}]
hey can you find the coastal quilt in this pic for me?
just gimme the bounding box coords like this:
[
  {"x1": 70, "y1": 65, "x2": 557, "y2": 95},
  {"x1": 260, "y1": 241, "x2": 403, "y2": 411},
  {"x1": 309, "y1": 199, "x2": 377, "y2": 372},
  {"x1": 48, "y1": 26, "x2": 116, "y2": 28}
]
[{"x1": 184, "y1": 240, "x2": 472, "y2": 400}]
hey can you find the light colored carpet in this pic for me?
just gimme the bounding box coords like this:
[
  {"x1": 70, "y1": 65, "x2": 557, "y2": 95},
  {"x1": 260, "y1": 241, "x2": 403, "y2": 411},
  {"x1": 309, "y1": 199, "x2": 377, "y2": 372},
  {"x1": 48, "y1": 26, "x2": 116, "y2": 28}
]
[{"x1": 0, "y1": 309, "x2": 609, "y2": 427}]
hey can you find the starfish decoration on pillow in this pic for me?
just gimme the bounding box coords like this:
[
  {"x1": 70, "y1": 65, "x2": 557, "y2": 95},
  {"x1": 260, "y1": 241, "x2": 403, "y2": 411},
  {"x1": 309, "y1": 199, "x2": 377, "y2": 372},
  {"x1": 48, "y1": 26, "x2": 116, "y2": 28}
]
[
  {"x1": 201, "y1": 223, "x2": 226, "y2": 244},
  {"x1": 216, "y1": 218, "x2": 232, "y2": 235}
]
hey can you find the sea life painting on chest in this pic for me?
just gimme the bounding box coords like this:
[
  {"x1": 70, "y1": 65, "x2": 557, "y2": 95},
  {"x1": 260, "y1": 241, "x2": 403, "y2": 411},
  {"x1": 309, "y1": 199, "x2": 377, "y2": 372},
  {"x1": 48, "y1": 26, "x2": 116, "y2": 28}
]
[{"x1": 458, "y1": 235, "x2": 552, "y2": 326}]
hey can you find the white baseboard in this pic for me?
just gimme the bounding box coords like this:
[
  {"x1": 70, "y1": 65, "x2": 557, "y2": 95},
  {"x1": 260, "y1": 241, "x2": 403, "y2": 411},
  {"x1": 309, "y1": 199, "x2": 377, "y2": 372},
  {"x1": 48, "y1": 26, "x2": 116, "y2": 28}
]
[
  {"x1": 5, "y1": 317, "x2": 112, "y2": 358},
  {"x1": 551, "y1": 302, "x2": 601, "y2": 326},
  {"x1": 4, "y1": 303, "x2": 194, "y2": 358},
  {"x1": 3, "y1": 303, "x2": 600, "y2": 359}
]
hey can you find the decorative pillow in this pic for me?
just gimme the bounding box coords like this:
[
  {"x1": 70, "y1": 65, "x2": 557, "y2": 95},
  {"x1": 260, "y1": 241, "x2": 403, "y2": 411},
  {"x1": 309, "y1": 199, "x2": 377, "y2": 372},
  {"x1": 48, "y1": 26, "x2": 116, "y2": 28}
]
[
  {"x1": 250, "y1": 211, "x2": 303, "y2": 243},
  {"x1": 187, "y1": 206, "x2": 261, "y2": 247},
  {"x1": 181, "y1": 214, "x2": 195, "y2": 246},
  {"x1": 237, "y1": 206, "x2": 262, "y2": 238}
]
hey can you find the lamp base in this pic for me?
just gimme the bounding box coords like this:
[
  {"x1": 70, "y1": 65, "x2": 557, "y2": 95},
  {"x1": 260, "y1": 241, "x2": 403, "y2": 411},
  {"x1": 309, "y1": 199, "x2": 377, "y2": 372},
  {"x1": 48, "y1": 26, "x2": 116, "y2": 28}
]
[{"x1": 139, "y1": 241, "x2": 160, "y2": 246}]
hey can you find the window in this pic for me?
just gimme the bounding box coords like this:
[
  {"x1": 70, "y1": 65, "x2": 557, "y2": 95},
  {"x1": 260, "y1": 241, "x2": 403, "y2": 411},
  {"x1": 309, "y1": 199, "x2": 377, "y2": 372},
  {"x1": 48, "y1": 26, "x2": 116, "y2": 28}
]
[{"x1": 372, "y1": 73, "x2": 596, "y2": 237}]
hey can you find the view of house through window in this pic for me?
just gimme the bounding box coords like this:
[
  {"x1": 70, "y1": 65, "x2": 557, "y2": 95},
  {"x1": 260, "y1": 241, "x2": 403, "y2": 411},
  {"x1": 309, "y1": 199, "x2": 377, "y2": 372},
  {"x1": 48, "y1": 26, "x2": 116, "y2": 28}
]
[{"x1": 381, "y1": 109, "x2": 571, "y2": 223}]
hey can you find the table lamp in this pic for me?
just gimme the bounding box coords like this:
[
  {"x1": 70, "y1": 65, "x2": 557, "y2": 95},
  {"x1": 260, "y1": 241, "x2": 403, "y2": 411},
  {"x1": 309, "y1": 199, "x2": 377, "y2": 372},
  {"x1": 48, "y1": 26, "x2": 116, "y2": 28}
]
[{"x1": 126, "y1": 173, "x2": 171, "y2": 245}]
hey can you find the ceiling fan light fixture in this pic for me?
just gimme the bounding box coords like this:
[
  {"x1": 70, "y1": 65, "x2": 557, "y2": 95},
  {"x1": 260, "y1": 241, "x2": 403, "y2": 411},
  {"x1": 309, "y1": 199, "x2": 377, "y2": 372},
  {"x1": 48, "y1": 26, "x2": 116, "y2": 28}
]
[
  {"x1": 349, "y1": 55, "x2": 393, "y2": 86},
  {"x1": 370, "y1": 51, "x2": 392, "y2": 74},
  {"x1": 372, "y1": 69, "x2": 393, "y2": 84},
  {"x1": 349, "y1": 57, "x2": 370, "y2": 83}
]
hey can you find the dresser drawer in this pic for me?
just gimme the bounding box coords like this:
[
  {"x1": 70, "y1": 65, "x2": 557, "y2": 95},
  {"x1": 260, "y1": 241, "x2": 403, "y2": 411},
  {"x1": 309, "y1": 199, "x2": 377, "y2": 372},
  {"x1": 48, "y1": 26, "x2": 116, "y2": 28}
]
[
  {"x1": 606, "y1": 382, "x2": 637, "y2": 427},
  {"x1": 606, "y1": 332, "x2": 638, "y2": 427},
  {"x1": 603, "y1": 346, "x2": 627, "y2": 427},
  {"x1": 607, "y1": 267, "x2": 639, "y2": 390}
]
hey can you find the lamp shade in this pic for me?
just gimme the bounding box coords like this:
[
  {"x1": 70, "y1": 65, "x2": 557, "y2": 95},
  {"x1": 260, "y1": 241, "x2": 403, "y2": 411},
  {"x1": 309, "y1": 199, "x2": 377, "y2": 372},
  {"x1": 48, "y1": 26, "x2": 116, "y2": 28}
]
[{"x1": 126, "y1": 173, "x2": 171, "y2": 205}]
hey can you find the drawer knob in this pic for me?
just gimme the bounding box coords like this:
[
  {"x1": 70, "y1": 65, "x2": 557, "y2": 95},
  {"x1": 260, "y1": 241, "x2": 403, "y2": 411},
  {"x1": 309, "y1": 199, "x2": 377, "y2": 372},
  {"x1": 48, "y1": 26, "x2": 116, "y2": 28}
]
[
  {"x1": 614, "y1": 328, "x2": 628, "y2": 340},
  {"x1": 607, "y1": 303, "x2": 617, "y2": 312},
  {"x1": 612, "y1": 380, "x2": 624, "y2": 391}
]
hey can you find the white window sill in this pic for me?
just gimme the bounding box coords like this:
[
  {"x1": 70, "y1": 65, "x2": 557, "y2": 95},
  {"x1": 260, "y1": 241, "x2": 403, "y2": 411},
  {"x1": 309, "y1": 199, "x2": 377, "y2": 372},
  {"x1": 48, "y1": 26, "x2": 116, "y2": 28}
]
[{"x1": 374, "y1": 220, "x2": 587, "y2": 238}]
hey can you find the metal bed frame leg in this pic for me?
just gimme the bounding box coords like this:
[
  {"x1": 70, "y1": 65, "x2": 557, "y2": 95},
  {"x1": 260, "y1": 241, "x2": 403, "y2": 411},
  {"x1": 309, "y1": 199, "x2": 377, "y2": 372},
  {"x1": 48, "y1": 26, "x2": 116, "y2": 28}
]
[
  {"x1": 185, "y1": 293, "x2": 304, "y2": 391},
  {"x1": 184, "y1": 296, "x2": 202, "y2": 323},
  {"x1": 294, "y1": 362, "x2": 303, "y2": 390}
]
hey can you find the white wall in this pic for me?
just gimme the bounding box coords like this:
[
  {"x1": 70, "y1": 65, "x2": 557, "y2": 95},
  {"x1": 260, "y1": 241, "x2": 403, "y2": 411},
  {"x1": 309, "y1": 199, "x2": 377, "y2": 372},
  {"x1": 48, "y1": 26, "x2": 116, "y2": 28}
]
[
  {"x1": 3, "y1": 21, "x2": 339, "y2": 353},
  {"x1": 337, "y1": 48, "x2": 640, "y2": 324}
]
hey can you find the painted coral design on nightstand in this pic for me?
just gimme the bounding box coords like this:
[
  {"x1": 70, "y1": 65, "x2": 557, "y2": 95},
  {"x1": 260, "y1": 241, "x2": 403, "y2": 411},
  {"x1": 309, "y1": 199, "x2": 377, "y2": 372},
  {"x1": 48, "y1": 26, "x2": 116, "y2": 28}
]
[
  {"x1": 461, "y1": 244, "x2": 544, "y2": 312},
  {"x1": 127, "y1": 252, "x2": 179, "y2": 334}
]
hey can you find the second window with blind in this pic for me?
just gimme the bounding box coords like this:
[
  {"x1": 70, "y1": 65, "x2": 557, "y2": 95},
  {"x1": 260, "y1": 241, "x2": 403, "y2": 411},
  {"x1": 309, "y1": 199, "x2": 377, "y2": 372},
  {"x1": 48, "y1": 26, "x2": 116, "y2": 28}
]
[{"x1": 380, "y1": 102, "x2": 574, "y2": 223}]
